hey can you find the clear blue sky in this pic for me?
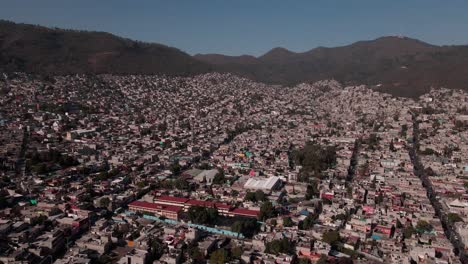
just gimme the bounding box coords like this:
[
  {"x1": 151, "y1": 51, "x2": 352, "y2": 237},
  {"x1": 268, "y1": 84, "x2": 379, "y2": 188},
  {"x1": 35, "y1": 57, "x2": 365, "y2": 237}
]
[{"x1": 1, "y1": 0, "x2": 467, "y2": 56}]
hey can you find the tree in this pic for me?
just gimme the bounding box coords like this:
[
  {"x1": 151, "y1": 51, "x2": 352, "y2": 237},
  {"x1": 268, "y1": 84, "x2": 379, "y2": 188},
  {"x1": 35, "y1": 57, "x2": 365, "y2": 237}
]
[
  {"x1": 210, "y1": 249, "x2": 228, "y2": 264},
  {"x1": 254, "y1": 190, "x2": 267, "y2": 202},
  {"x1": 49, "y1": 207, "x2": 63, "y2": 216},
  {"x1": 212, "y1": 170, "x2": 226, "y2": 185},
  {"x1": 365, "y1": 134, "x2": 381, "y2": 150},
  {"x1": 403, "y1": 226, "x2": 415, "y2": 239},
  {"x1": 96, "y1": 171, "x2": 110, "y2": 181},
  {"x1": 317, "y1": 254, "x2": 328, "y2": 264},
  {"x1": 136, "y1": 181, "x2": 146, "y2": 188},
  {"x1": 375, "y1": 192, "x2": 384, "y2": 205},
  {"x1": 322, "y1": 230, "x2": 341, "y2": 245},
  {"x1": 293, "y1": 143, "x2": 337, "y2": 181},
  {"x1": 306, "y1": 183, "x2": 319, "y2": 199},
  {"x1": 170, "y1": 162, "x2": 181, "y2": 175},
  {"x1": 265, "y1": 238, "x2": 294, "y2": 255},
  {"x1": 31, "y1": 215, "x2": 48, "y2": 225},
  {"x1": 400, "y1": 124, "x2": 408, "y2": 137},
  {"x1": 232, "y1": 246, "x2": 243, "y2": 259},
  {"x1": 283, "y1": 217, "x2": 294, "y2": 227},
  {"x1": 245, "y1": 190, "x2": 267, "y2": 203},
  {"x1": 259, "y1": 201, "x2": 276, "y2": 221},
  {"x1": 188, "y1": 244, "x2": 204, "y2": 263},
  {"x1": 99, "y1": 197, "x2": 110, "y2": 208},
  {"x1": 207, "y1": 207, "x2": 219, "y2": 223},
  {"x1": 0, "y1": 195, "x2": 9, "y2": 209},
  {"x1": 298, "y1": 214, "x2": 317, "y2": 230},
  {"x1": 448, "y1": 213, "x2": 463, "y2": 224},
  {"x1": 150, "y1": 239, "x2": 165, "y2": 261},
  {"x1": 174, "y1": 178, "x2": 190, "y2": 190},
  {"x1": 390, "y1": 139, "x2": 396, "y2": 152},
  {"x1": 231, "y1": 219, "x2": 259, "y2": 238},
  {"x1": 396, "y1": 219, "x2": 403, "y2": 229},
  {"x1": 245, "y1": 192, "x2": 257, "y2": 202},
  {"x1": 334, "y1": 213, "x2": 347, "y2": 221},
  {"x1": 416, "y1": 220, "x2": 433, "y2": 233},
  {"x1": 188, "y1": 206, "x2": 218, "y2": 225}
]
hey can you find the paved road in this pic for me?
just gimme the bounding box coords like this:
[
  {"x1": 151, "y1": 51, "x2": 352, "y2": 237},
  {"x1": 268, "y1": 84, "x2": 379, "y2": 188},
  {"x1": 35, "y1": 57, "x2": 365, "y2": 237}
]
[{"x1": 410, "y1": 113, "x2": 466, "y2": 264}]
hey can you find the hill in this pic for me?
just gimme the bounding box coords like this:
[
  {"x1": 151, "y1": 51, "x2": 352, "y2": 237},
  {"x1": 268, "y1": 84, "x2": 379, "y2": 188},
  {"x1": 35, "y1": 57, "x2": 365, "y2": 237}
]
[
  {"x1": 2, "y1": 20, "x2": 468, "y2": 97},
  {"x1": 0, "y1": 20, "x2": 211, "y2": 76},
  {"x1": 196, "y1": 36, "x2": 468, "y2": 97}
]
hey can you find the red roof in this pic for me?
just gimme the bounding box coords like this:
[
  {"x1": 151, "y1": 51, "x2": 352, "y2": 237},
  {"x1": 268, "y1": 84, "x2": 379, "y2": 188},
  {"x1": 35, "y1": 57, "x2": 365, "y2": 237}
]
[
  {"x1": 155, "y1": 195, "x2": 189, "y2": 204},
  {"x1": 231, "y1": 208, "x2": 260, "y2": 217},
  {"x1": 129, "y1": 201, "x2": 182, "y2": 213},
  {"x1": 186, "y1": 199, "x2": 208, "y2": 206},
  {"x1": 155, "y1": 195, "x2": 233, "y2": 210},
  {"x1": 185, "y1": 200, "x2": 232, "y2": 210},
  {"x1": 215, "y1": 203, "x2": 232, "y2": 210}
]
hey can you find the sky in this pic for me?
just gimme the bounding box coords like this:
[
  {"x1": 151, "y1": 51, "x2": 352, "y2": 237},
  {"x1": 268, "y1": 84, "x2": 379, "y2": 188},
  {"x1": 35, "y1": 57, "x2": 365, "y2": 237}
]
[{"x1": 1, "y1": 0, "x2": 468, "y2": 56}]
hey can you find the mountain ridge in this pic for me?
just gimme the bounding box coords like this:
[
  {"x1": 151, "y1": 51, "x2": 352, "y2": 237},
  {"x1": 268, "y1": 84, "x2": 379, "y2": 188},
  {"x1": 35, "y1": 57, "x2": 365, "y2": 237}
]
[
  {"x1": 2, "y1": 19, "x2": 468, "y2": 97},
  {"x1": 0, "y1": 19, "x2": 212, "y2": 76}
]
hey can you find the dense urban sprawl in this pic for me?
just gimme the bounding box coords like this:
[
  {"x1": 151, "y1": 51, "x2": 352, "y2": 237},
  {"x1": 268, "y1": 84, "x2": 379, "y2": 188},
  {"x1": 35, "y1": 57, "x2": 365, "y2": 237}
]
[{"x1": 0, "y1": 72, "x2": 467, "y2": 264}]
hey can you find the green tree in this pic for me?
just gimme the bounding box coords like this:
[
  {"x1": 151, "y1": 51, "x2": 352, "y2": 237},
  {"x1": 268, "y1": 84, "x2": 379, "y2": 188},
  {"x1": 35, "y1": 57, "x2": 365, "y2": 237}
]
[
  {"x1": 188, "y1": 206, "x2": 218, "y2": 225},
  {"x1": 170, "y1": 162, "x2": 181, "y2": 175},
  {"x1": 136, "y1": 181, "x2": 146, "y2": 188},
  {"x1": 400, "y1": 124, "x2": 408, "y2": 137},
  {"x1": 390, "y1": 139, "x2": 396, "y2": 152},
  {"x1": 212, "y1": 170, "x2": 226, "y2": 185},
  {"x1": 254, "y1": 190, "x2": 267, "y2": 202},
  {"x1": 259, "y1": 201, "x2": 276, "y2": 221},
  {"x1": 283, "y1": 217, "x2": 294, "y2": 227},
  {"x1": 245, "y1": 192, "x2": 257, "y2": 202},
  {"x1": 150, "y1": 239, "x2": 165, "y2": 261},
  {"x1": 448, "y1": 213, "x2": 463, "y2": 224},
  {"x1": 174, "y1": 178, "x2": 190, "y2": 190},
  {"x1": 306, "y1": 183, "x2": 319, "y2": 199},
  {"x1": 322, "y1": 230, "x2": 341, "y2": 245},
  {"x1": 396, "y1": 219, "x2": 403, "y2": 229},
  {"x1": 49, "y1": 207, "x2": 63, "y2": 216},
  {"x1": 96, "y1": 171, "x2": 110, "y2": 181},
  {"x1": 416, "y1": 220, "x2": 433, "y2": 233},
  {"x1": 316, "y1": 254, "x2": 328, "y2": 264},
  {"x1": 403, "y1": 226, "x2": 415, "y2": 239},
  {"x1": 265, "y1": 238, "x2": 294, "y2": 255},
  {"x1": 299, "y1": 214, "x2": 317, "y2": 230},
  {"x1": 245, "y1": 190, "x2": 267, "y2": 203},
  {"x1": 293, "y1": 143, "x2": 337, "y2": 181},
  {"x1": 210, "y1": 249, "x2": 228, "y2": 264},
  {"x1": 231, "y1": 219, "x2": 259, "y2": 238},
  {"x1": 232, "y1": 246, "x2": 243, "y2": 259},
  {"x1": 99, "y1": 197, "x2": 110, "y2": 208},
  {"x1": 188, "y1": 245, "x2": 204, "y2": 262}
]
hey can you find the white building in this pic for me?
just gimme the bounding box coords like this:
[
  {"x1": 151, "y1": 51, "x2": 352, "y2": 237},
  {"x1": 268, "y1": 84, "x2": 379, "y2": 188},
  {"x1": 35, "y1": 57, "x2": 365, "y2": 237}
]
[{"x1": 244, "y1": 176, "x2": 281, "y2": 191}]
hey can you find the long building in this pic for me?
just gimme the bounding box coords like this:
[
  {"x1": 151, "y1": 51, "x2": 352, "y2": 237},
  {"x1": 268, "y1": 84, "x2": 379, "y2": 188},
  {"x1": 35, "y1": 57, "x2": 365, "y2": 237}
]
[
  {"x1": 132, "y1": 195, "x2": 259, "y2": 219},
  {"x1": 128, "y1": 201, "x2": 182, "y2": 220}
]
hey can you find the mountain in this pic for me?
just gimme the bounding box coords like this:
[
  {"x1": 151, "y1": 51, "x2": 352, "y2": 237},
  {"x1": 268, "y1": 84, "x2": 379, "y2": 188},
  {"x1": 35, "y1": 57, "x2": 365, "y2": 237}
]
[
  {"x1": 196, "y1": 36, "x2": 468, "y2": 97},
  {"x1": 0, "y1": 20, "x2": 211, "y2": 76},
  {"x1": 2, "y1": 20, "x2": 468, "y2": 97},
  {"x1": 258, "y1": 47, "x2": 297, "y2": 63},
  {"x1": 193, "y1": 54, "x2": 259, "y2": 65}
]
